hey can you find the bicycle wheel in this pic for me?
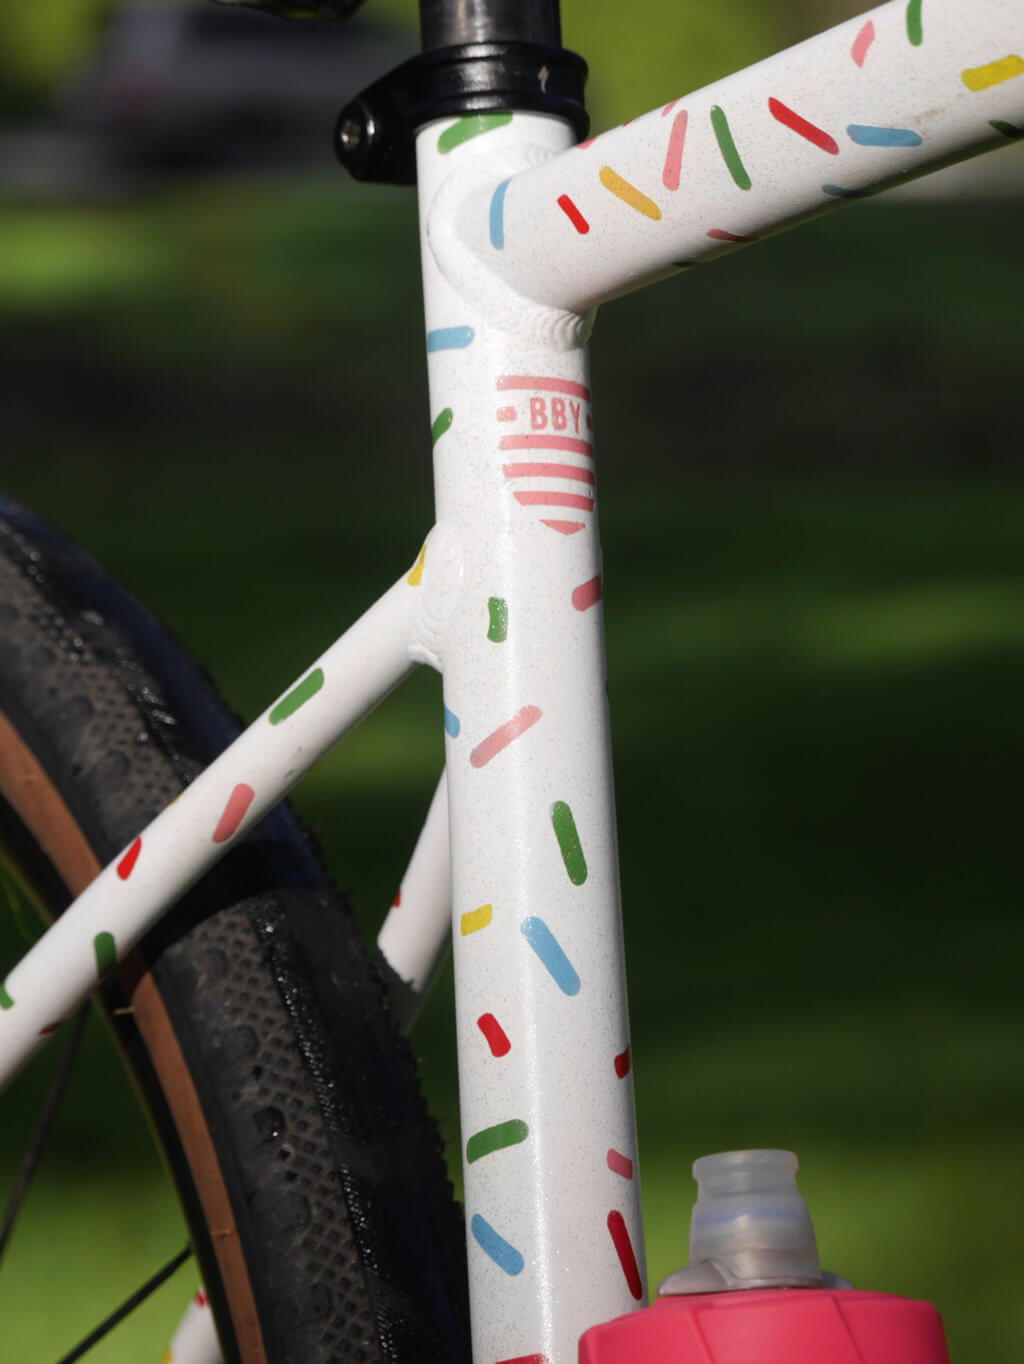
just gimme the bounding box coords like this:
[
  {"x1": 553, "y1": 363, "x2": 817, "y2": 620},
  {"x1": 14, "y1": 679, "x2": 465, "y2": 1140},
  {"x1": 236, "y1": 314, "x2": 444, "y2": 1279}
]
[{"x1": 0, "y1": 496, "x2": 469, "y2": 1364}]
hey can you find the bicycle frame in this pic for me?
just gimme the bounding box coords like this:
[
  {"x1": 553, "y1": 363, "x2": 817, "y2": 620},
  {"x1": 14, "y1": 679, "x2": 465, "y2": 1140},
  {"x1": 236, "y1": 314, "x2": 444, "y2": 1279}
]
[{"x1": 2, "y1": 0, "x2": 1021, "y2": 1360}]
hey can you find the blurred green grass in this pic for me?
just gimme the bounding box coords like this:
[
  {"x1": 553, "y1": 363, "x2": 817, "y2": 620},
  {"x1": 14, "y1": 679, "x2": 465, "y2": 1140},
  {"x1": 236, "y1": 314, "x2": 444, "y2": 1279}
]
[{"x1": 2, "y1": 178, "x2": 1023, "y2": 1361}]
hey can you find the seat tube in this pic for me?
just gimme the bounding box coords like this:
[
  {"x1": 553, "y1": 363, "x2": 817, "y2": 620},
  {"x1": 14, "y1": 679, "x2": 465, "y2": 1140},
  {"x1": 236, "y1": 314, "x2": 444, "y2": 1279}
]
[{"x1": 416, "y1": 113, "x2": 646, "y2": 1362}]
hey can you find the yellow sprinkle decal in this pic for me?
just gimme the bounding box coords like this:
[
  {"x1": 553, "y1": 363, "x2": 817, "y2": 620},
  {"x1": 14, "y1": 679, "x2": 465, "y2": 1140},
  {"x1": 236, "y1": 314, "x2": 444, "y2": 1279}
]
[
  {"x1": 408, "y1": 544, "x2": 427, "y2": 586},
  {"x1": 461, "y1": 903, "x2": 493, "y2": 935},
  {"x1": 161, "y1": 1351, "x2": 173, "y2": 1364},
  {"x1": 962, "y1": 54, "x2": 1024, "y2": 91},
  {"x1": 599, "y1": 166, "x2": 662, "y2": 220}
]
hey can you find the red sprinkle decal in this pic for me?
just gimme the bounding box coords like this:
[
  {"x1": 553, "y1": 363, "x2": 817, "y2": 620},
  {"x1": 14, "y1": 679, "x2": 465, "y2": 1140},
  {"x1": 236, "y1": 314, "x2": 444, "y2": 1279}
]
[
  {"x1": 212, "y1": 783, "x2": 255, "y2": 844},
  {"x1": 477, "y1": 1012, "x2": 512, "y2": 1057},
  {"x1": 497, "y1": 1356, "x2": 548, "y2": 1364},
  {"x1": 607, "y1": 1211, "x2": 644, "y2": 1299},
  {"x1": 557, "y1": 194, "x2": 590, "y2": 234},
  {"x1": 117, "y1": 836, "x2": 142, "y2": 881},
  {"x1": 572, "y1": 575, "x2": 603, "y2": 612},
  {"x1": 614, "y1": 1045, "x2": 631, "y2": 1078},
  {"x1": 768, "y1": 97, "x2": 839, "y2": 154},
  {"x1": 392, "y1": 887, "x2": 402, "y2": 907},
  {"x1": 852, "y1": 19, "x2": 875, "y2": 67},
  {"x1": 196, "y1": 1289, "x2": 209, "y2": 1308},
  {"x1": 707, "y1": 228, "x2": 755, "y2": 243},
  {"x1": 607, "y1": 1148, "x2": 635, "y2": 1179},
  {"x1": 38, "y1": 1022, "x2": 62, "y2": 1037},
  {"x1": 542, "y1": 520, "x2": 585, "y2": 536},
  {"x1": 470, "y1": 706, "x2": 543, "y2": 768},
  {"x1": 662, "y1": 110, "x2": 688, "y2": 190}
]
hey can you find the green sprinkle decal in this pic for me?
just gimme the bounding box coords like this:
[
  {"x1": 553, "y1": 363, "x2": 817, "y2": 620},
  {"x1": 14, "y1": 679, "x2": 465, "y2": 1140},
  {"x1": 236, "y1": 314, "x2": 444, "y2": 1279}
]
[
  {"x1": 269, "y1": 668, "x2": 325, "y2": 726},
  {"x1": 438, "y1": 112, "x2": 513, "y2": 154},
  {"x1": 0, "y1": 980, "x2": 13, "y2": 1010},
  {"x1": 467, "y1": 1118, "x2": 529, "y2": 1163},
  {"x1": 488, "y1": 597, "x2": 509, "y2": 643},
  {"x1": 710, "y1": 106, "x2": 751, "y2": 191},
  {"x1": 991, "y1": 119, "x2": 1024, "y2": 139},
  {"x1": 551, "y1": 801, "x2": 587, "y2": 885},
  {"x1": 432, "y1": 408, "x2": 454, "y2": 445},
  {"x1": 94, "y1": 931, "x2": 116, "y2": 977},
  {"x1": 906, "y1": 0, "x2": 923, "y2": 45}
]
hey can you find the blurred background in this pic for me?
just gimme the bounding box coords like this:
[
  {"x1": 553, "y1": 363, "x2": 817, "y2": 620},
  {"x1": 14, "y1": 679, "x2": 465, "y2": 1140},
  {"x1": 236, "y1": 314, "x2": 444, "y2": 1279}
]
[{"x1": 2, "y1": 1, "x2": 1023, "y2": 1360}]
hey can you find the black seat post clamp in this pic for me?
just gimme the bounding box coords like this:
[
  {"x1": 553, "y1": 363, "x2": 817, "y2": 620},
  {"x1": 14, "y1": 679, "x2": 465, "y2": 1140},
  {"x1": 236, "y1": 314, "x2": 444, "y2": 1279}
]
[{"x1": 335, "y1": 42, "x2": 588, "y2": 185}]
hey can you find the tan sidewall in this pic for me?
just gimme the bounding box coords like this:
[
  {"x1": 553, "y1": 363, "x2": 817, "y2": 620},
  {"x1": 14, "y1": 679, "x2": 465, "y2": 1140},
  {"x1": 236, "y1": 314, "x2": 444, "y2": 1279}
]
[{"x1": 0, "y1": 710, "x2": 267, "y2": 1362}]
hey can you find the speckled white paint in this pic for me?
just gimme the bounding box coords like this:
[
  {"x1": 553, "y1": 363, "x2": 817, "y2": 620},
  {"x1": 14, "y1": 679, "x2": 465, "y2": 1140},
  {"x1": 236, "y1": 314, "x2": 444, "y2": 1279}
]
[
  {"x1": 0, "y1": 577, "x2": 422, "y2": 1084},
  {"x1": 165, "y1": 1288, "x2": 221, "y2": 1364},
  {"x1": 451, "y1": 0, "x2": 1024, "y2": 312},
  {"x1": 417, "y1": 111, "x2": 645, "y2": 1364}
]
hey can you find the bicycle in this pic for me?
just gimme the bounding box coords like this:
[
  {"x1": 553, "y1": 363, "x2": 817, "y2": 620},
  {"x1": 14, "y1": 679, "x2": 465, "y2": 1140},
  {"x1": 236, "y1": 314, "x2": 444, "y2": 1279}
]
[{"x1": 2, "y1": 0, "x2": 1022, "y2": 1360}]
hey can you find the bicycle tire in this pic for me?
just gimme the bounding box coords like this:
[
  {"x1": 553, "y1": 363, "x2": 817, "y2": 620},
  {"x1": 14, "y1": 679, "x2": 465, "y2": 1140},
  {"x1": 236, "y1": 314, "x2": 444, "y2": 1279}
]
[{"x1": 0, "y1": 496, "x2": 470, "y2": 1364}]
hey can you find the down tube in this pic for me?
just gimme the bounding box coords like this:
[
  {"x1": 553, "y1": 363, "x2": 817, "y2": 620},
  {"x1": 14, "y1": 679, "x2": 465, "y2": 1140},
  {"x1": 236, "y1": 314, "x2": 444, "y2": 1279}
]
[{"x1": 417, "y1": 116, "x2": 645, "y2": 1364}]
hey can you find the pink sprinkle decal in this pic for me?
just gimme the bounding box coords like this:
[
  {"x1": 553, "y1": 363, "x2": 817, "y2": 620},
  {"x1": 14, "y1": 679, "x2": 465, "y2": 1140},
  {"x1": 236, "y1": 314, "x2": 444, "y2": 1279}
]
[
  {"x1": 852, "y1": 19, "x2": 875, "y2": 67},
  {"x1": 607, "y1": 1148, "x2": 635, "y2": 1180},
  {"x1": 542, "y1": 520, "x2": 585, "y2": 536},
  {"x1": 497, "y1": 1355, "x2": 548, "y2": 1364},
  {"x1": 503, "y1": 462, "x2": 595, "y2": 485},
  {"x1": 212, "y1": 783, "x2": 255, "y2": 844},
  {"x1": 572, "y1": 575, "x2": 603, "y2": 611},
  {"x1": 470, "y1": 706, "x2": 542, "y2": 768},
  {"x1": 500, "y1": 434, "x2": 593, "y2": 458},
  {"x1": 607, "y1": 1211, "x2": 643, "y2": 1299},
  {"x1": 497, "y1": 406, "x2": 517, "y2": 421},
  {"x1": 557, "y1": 194, "x2": 590, "y2": 234},
  {"x1": 576, "y1": 137, "x2": 597, "y2": 150},
  {"x1": 478, "y1": 1012, "x2": 512, "y2": 1056},
  {"x1": 707, "y1": 228, "x2": 756, "y2": 243},
  {"x1": 497, "y1": 375, "x2": 592, "y2": 401},
  {"x1": 662, "y1": 99, "x2": 680, "y2": 116},
  {"x1": 662, "y1": 110, "x2": 688, "y2": 190},
  {"x1": 614, "y1": 1045, "x2": 631, "y2": 1078},
  {"x1": 117, "y1": 836, "x2": 142, "y2": 881},
  {"x1": 768, "y1": 97, "x2": 839, "y2": 153},
  {"x1": 514, "y1": 491, "x2": 594, "y2": 512}
]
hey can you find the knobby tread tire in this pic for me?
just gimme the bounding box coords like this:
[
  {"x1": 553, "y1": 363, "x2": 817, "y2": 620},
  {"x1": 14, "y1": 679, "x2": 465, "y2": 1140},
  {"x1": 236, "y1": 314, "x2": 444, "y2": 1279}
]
[{"x1": 0, "y1": 497, "x2": 469, "y2": 1364}]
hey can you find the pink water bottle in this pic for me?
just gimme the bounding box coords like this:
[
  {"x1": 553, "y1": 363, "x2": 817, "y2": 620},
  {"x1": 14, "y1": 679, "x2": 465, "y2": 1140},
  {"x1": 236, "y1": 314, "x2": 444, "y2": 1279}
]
[{"x1": 579, "y1": 1150, "x2": 951, "y2": 1364}]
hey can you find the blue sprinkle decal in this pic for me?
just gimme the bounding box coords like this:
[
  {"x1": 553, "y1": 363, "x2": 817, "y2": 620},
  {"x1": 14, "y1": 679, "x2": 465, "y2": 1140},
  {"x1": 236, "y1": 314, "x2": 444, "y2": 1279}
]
[
  {"x1": 521, "y1": 917, "x2": 581, "y2": 995},
  {"x1": 822, "y1": 184, "x2": 869, "y2": 198},
  {"x1": 489, "y1": 178, "x2": 510, "y2": 249},
  {"x1": 471, "y1": 1214, "x2": 525, "y2": 1275},
  {"x1": 427, "y1": 326, "x2": 475, "y2": 352},
  {"x1": 847, "y1": 124, "x2": 923, "y2": 147},
  {"x1": 444, "y1": 704, "x2": 461, "y2": 737}
]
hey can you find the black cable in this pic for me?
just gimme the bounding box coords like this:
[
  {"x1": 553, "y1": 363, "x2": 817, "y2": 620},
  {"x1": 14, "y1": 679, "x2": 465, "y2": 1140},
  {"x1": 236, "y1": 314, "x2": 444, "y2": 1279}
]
[
  {"x1": 0, "y1": 1006, "x2": 89, "y2": 1262},
  {"x1": 55, "y1": 1245, "x2": 194, "y2": 1364}
]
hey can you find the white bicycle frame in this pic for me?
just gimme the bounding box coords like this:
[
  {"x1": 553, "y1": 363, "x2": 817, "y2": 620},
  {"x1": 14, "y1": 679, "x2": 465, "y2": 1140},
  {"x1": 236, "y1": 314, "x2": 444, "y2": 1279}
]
[{"x1": 2, "y1": 1, "x2": 1021, "y2": 1361}]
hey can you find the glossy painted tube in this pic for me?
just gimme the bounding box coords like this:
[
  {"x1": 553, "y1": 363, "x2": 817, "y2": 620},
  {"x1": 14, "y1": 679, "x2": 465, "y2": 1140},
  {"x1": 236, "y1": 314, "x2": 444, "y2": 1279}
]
[
  {"x1": 0, "y1": 575, "x2": 420, "y2": 1085},
  {"x1": 450, "y1": 0, "x2": 1024, "y2": 311},
  {"x1": 417, "y1": 111, "x2": 645, "y2": 1364}
]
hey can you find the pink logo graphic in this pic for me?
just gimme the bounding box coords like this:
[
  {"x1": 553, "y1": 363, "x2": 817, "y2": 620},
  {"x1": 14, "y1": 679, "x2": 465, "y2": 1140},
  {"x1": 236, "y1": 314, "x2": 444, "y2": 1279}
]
[{"x1": 496, "y1": 376, "x2": 595, "y2": 536}]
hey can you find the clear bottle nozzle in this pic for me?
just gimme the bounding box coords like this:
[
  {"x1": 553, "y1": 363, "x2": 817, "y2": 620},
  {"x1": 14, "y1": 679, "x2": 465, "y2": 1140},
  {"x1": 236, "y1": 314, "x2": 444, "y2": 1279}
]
[{"x1": 659, "y1": 1149, "x2": 832, "y2": 1296}]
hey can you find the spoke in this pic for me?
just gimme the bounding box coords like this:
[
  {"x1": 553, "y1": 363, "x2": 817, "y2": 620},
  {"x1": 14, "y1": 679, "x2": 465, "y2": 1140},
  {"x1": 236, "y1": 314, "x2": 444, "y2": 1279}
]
[
  {"x1": 55, "y1": 1245, "x2": 193, "y2": 1364},
  {"x1": 0, "y1": 1005, "x2": 89, "y2": 1263}
]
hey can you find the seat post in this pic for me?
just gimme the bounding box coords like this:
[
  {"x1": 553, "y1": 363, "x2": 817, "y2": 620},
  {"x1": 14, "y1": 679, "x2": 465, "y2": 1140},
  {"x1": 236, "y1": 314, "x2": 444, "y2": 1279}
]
[{"x1": 419, "y1": 0, "x2": 561, "y2": 51}]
